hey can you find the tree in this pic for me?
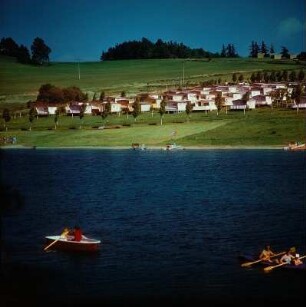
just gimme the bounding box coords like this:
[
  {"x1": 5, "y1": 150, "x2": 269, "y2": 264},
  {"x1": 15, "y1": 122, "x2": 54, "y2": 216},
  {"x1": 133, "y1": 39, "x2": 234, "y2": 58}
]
[
  {"x1": 16, "y1": 45, "x2": 31, "y2": 64},
  {"x1": 250, "y1": 73, "x2": 256, "y2": 83},
  {"x1": 2, "y1": 108, "x2": 11, "y2": 131},
  {"x1": 282, "y1": 70, "x2": 288, "y2": 82},
  {"x1": 249, "y1": 41, "x2": 259, "y2": 58},
  {"x1": 54, "y1": 109, "x2": 59, "y2": 129},
  {"x1": 37, "y1": 84, "x2": 65, "y2": 103},
  {"x1": 298, "y1": 69, "x2": 305, "y2": 81},
  {"x1": 123, "y1": 105, "x2": 130, "y2": 119},
  {"x1": 263, "y1": 71, "x2": 270, "y2": 83},
  {"x1": 238, "y1": 74, "x2": 244, "y2": 83},
  {"x1": 289, "y1": 71, "x2": 297, "y2": 82},
  {"x1": 270, "y1": 44, "x2": 275, "y2": 54},
  {"x1": 255, "y1": 71, "x2": 262, "y2": 82},
  {"x1": 281, "y1": 46, "x2": 289, "y2": 59},
  {"x1": 297, "y1": 52, "x2": 306, "y2": 61},
  {"x1": 260, "y1": 41, "x2": 267, "y2": 54},
  {"x1": 250, "y1": 41, "x2": 256, "y2": 57},
  {"x1": 79, "y1": 103, "x2": 87, "y2": 128},
  {"x1": 220, "y1": 44, "x2": 226, "y2": 57},
  {"x1": 232, "y1": 73, "x2": 237, "y2": 83},
  {"x1": 150, "y1": 104, "x2": 154, "y2": 117},
  {"x1": 242, "y1": 92, "x2": 250, "y2": 115},
  {"x1": 291, "y1": 84, "x2": 303, "y2": 111},
  {"x1": 101, "y1": 102, "x2": 111, "y2": 123},
  {"x1": 226, "y1": 43, "x2": 238, "y2": 57},
  {"x1": 63, "y1": 86, "x2": 87, "y2": 102},
  {"x1": 120, "y1": 91, "x2": 126, "y2": 97},
  {"x1": 0, "y1": 37, "x2": 19, "y2": 57},
  {"x1": 185, "y1": 101, "x2": 193, "y2": 121},
  {"x1": 29, "y1": 107, "x2": 37, "y2": 130},
  {"x1": 215, "y1": 92, "x2": 223, "y2": 116},
  {"x1": 99, "y1": 91, "x2": 105, "y2": 101},
  {"x1": 270, "y1": 71, "x2": 276, "y2": 82},
  {"x1": 31, "y1": 37, "x2": 51, "y2": 65},
  {"x1": 132, "y1": 97, "x2": 141, "y2": 122},
  {"x1": 159, "y1": 99, "x2": 166, "y2": 125}
]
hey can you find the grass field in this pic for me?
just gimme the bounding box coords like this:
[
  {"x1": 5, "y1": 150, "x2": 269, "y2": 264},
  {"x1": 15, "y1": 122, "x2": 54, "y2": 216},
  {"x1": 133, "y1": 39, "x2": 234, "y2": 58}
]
[
  {"x1": 1, "y1": 108, "x2": 305, "y2": 147},
  {"x1": 1, "y1": 55, "x2": 304, "y2": 105},
  {"x1": 0, "y1": 56, "x2": 305, "y2": 148}
]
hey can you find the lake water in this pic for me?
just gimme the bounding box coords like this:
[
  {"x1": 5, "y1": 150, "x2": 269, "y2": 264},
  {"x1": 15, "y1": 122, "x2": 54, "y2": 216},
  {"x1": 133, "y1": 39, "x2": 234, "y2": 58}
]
[{"x1": 1, "y1": 149, "x2": 305, "y2": 306}]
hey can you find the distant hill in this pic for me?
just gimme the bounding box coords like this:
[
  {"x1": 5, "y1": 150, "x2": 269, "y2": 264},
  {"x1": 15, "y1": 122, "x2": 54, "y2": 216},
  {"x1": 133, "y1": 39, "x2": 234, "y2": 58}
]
[
  {"x1": 101, "y1": 37, "x2": 220, "y2": 61},
  {"x1": 1, "y1": 55, "x2": 304, "y2": 105}
]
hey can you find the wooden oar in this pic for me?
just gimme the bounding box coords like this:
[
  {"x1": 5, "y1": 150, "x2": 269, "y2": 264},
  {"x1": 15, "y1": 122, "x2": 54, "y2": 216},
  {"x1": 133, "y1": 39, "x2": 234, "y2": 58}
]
[
  {"x1": 44, "y1": 230, "x2": 68, "y2": 251},
  {"x1": 241, "y1": 251, "x2": 285, "y2": 267},
  {"x1": 264, "y1": 255, "x2": 306, "y2": 272}
]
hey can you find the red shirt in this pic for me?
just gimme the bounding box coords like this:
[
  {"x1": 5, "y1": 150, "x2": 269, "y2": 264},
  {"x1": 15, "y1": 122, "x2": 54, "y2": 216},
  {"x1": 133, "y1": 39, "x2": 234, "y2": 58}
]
[{"x1": 74, "y1": 229, "x2": 82, "y2": 241}]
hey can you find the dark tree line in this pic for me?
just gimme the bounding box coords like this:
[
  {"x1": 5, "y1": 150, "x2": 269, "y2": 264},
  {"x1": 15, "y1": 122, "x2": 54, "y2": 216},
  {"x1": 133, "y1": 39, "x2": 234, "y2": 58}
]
[
  {"x1": 248, "y1": 41, "x2": 294, "y2": 59},
  {"x1": 0, "y1": 37, "x2": 51, "y2": 65},
  {"x1": 249, "y1": 69, "x2": 304, "y2": 83},
  {"x1": 249, "y1": 41, "x2": 272, "y2": 57},
  {"x1": 220, "y1": 43, "x2": 239, "y2": 57},
  {"x1": 101, "y1": 37, "x2": 218, "y2": 60}
]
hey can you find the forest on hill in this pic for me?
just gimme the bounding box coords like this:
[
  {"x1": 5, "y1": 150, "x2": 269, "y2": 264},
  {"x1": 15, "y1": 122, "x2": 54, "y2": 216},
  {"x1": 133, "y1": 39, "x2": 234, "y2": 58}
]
[{"x1": 100, "y1": 37, "x2": 224, "y2": 60}]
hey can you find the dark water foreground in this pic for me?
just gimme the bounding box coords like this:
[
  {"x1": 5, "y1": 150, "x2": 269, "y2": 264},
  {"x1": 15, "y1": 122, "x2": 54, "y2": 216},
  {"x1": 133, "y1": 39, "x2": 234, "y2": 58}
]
[{"x1": 1, "y1": 149, "x2": 305, "y2": 306}]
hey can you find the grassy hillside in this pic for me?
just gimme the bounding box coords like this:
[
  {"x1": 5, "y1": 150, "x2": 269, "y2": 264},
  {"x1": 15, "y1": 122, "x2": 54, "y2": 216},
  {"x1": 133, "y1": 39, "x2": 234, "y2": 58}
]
[
  {"x1": 1, "y1": 109, "x2": 305, "y2": 147},
  {"x1": 0, "y1": 55, "x2": 304, "y2": 105}
]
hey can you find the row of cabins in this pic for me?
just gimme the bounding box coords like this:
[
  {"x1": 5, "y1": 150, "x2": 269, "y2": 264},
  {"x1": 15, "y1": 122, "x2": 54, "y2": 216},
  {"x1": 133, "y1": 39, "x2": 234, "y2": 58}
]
[
  {"x1": 34, "y1": 82, "x2": 305, "y2": 116},
  {"x1": 257, "y1": 53, "x2": 297, "y2": 60}
]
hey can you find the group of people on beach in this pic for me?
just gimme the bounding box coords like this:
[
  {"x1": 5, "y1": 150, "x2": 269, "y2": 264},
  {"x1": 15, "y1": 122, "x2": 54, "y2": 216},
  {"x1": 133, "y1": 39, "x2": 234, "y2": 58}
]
[{"x1": 259, "y1": 245, "x2": 303, "y2": 265}]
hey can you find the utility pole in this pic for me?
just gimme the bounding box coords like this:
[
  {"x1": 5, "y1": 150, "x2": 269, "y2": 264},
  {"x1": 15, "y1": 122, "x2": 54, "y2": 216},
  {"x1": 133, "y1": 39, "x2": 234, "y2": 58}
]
[
  {"x1": 76, "y1": 58, "x2": 81, "y2": 80},
  {"x1": 182, "y1": 60, "x2": 185, "y2": 89}
]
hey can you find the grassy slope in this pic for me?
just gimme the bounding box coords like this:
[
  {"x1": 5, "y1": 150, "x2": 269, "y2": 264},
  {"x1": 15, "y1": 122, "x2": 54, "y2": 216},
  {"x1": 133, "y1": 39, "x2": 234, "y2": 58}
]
[
  {"x1": 1, "y1": 56, "x2": 304, "y2": 103},
  {"x1": 0, "y1": 56, "x2": 304, "y2": 147},
  {"x1": 1, "y1": 109, "x2": 305, "y2": 147}
]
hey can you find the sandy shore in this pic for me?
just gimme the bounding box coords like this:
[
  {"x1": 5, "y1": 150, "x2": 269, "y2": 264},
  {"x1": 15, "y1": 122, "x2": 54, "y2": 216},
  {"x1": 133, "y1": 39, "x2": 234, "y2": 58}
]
[{"x1": 1, "y1": 144, "x2": 284, "y2": 150}]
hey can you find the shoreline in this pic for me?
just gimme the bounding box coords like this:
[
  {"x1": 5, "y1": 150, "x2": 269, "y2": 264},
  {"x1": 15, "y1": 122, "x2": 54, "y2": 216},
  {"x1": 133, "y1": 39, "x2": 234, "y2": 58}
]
[{"x1": 0, "y1": 144, "x2": 285, "y2": 150}]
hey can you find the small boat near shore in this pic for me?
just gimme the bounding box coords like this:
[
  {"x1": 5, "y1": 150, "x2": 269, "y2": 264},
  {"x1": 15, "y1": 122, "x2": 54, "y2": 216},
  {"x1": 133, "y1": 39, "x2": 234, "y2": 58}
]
[
  {"x1": 45, "y1": 235, "x2": 101, "y2": 252},
  {"x1": 238, "y1": 254, "x2": 306, "y2": 271},
  {"x1": 162, "y1": 143, "x2": 184, "y2": 151},
  {"x1": 283, "y1": 142, "x2": 306, "y2": 151},
  {"x1": 131, "y1": 143, "x2": 146, "y2": 150}
]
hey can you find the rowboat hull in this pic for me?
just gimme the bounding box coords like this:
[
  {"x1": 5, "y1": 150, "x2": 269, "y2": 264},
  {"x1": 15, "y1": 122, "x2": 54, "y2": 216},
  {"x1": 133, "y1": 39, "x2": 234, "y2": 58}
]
[
  {"x1": 163, "y1": 143, "x2": 184, "y2": 151},
  {"x1": 238, "y1": 254, "x2": 306, "y2": 270},
  {"x1": 45, "y1": 235, "x2": 101, "y2": 252}
]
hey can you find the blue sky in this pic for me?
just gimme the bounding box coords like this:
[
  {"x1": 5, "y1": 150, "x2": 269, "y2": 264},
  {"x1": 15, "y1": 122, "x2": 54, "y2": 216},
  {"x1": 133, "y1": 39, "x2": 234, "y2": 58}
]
[{"x1": 0, "y1": 0, "x2": 305, "y2": 62}]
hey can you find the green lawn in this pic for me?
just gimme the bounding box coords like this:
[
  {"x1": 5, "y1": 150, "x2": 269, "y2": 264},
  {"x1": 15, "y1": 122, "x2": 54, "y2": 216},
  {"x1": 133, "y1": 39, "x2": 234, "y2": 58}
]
[
  {"x1": 1, "y1": 56, "x2": 305, "y2": 147},
  {"x1": 1, "y1": 109, "x2": 305, "y2": 147}
]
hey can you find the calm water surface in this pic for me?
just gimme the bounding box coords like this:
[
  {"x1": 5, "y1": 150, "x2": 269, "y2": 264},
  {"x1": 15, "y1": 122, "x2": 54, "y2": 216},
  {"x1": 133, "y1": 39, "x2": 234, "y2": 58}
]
[{"x1": 1, "y1": 149, "x2": 305, "y2": 305}]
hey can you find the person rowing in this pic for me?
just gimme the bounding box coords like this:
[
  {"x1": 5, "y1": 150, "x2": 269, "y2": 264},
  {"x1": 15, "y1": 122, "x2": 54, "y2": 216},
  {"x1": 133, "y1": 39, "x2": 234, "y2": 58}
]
[
  {"x1": 279, "y1": 250, "x2": 295, "y2": 264},
  {"x1": 259, "y1": 245, "x2": 279, "y2": 263},
  {"x1": 292, "y1": 253, "x2": 303, "y2": 266},
  {"x1": 61, "y1": 226, "x2": 83, "y2": 241}
]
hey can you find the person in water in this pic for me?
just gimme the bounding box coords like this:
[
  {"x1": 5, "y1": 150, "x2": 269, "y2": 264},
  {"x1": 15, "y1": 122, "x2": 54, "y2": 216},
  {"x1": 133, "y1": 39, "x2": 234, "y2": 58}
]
[{"x1": 259, "y1": 245, "x2": 277, "y2": 263}]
